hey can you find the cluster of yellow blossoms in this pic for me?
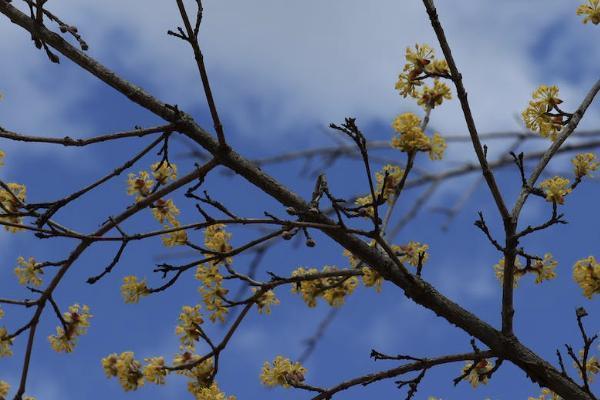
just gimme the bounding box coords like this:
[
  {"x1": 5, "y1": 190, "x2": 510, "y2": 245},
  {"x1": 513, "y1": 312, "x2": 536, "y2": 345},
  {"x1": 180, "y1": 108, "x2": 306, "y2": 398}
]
[
  {"x1": 291, "y1": 266, "x2": 359, "y2": 307},
  {"x1": 120, "y1": 275, "x2": 149, "y2": 303},
  {"x1": 577, "y1": 0, "x2": 600, "y2": 24},
  {"x1": 493, "y1": 254, "x2": 557, "y2": 287},
  {"x1": 48, "y1": 304, "x2": 92, "y2": 353},
  {"x1": 0, "y1": 327, "x2": 12, "y2": 357},
  {"x1": 0, "y1": 147, "x2": 28, "y2": 232},
  {"x1": 572, "y1": 256, "x2": 600, "y2": 298},
  {"x1": 126, "y1": 162, "x2": 186, "y2": 247},
  {"x1": 0, "y1": 380, "x2": 35, "y2": 400},
  {"x1": 391, "y1": 112, "x2": 446, "y2": 160},
  {"x1": 260, "y1": 356, "x2": 306, "y2": 388},
  {"x1": 572, "y1": 152, "x2": 600, "y2": 179},
  {"x1": 461, "y1": 359, "x2": 493, "y2": 388},
  {"x1": 251, "y1": 288, "x2": 280, "y2": 314},
  {"x1": 395, "y1": 43, "x2": 451, "y2": 107},
  {"x1": 176, "y1": 305, "x2": 204, "y2": 350},
  {"x1": 102, "y1": 350, "x2": 235, "y2": 399},
  {"x1": 192, "y1": 224, "x2": 241, "y2": 322},
  {"x1": 576, "y1": 350, "x2": 600, "y2": 381},
  {"x1": 14, "y1": 256, "x2": 43, "y2": 287},
  {"x1": 0, "y1": 182, "x2": 27, "y2": 233},
  {"x1": 522, "y1": 85, "x2": 565, "y2": 141},
  {"x1": 539, "y1": 176, "x2": 572, "y2": 204},
  {"x1": 529, "y1": 388, "x2": 562, "y2": 400}
]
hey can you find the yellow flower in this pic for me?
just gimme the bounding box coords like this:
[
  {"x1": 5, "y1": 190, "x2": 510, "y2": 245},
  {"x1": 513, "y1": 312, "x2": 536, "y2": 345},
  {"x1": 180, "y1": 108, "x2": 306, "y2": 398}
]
[
  {"x1": 0, "y1": 150, "x2": 4, "y2": 167},
  {"x1": 522, "y1": 85, "x2": 565, "y2": 140},
  {"x1": 151, "y1": 161, "x2": 177, "y2": 185},
  {"x1": 192, "y1": 382, "x2": 236, "y2": 400},
  {"x1": 120, "y1": 276, "x2": 149, "y2": 303},
  {"x1": 252, "y1": 289, "x2": 280, "y2": 315},
  {"x1": 428, "y1": 133, "x2": 446, "y2": 161},
  {"x1": 404, "y1": 44, "x2": 434, "y2": 76},
  {"x1": 260, "y1": 356, "x2": 306, "y2": 388},
  {"x1": 0, "y1": 306, "x2": 3, "y2": 319},
  {"x1": 461, "y1": 359, "x2": 492, "y2": 387},
  {"x1": 14, "y1": 256, "x2": 43, "y2": 287},
  {"x1": 572, "y1": 153, "x2": 600, "y2": 178},
  {"x1": 539, "y1": 176, "x2": 572, "y2": 204},
  {"x1": 577, "y1": 0, "x2": 600, "y2": 24},
  {"x1": 573, "y1": 256, "x2": 600, "y2": 299},
  {"x1": 143, "y1": 356, "x2": 167, "y2": 385},
  {"x1": 493, "y1": 257, "x2": 524, "y2": 287},
  {"x1": 152, "y1": 198, "x2": 180, "y2": 225},
  {"x1": 101, "y1": 351, "x2": 144, "y2": 391},
  {"x1": 417, "y1": 79, "x2": 452, "y2": 109},
  {"x1": 0, "y1": 327, "x2": 12, "y2": 357},
  {"x1": 173, "y1": 352, "x2": 213, "y2": 381},
  {"x1": 204, "y1": 224, "x2": 233, "y2": 264},
  {"x1": 375, "y1": 164, "x2": 405, "y2": 202},
  {"x1": 291, "y1": 266, "x2": 358, "y2": 308},
  {"x1": 397, "y1": 241, "x2": 429, "y2": 267},
  {"x1": 425, "y1": 59, "x2": 449, "y2": 75},
  {"x1": 0, "y1": 182, "x2": 26, "y2": 232},
  {"x1": 395, "y1": 73, "x2": 423, "y2": 98},
  {"x1": 0, "y1": 380, "x2": 9, "y2": 399},
  {"x1": 175, "y1": 305, "x2": 204, "y2": 350},
  {"x1": 529, "y1": 388, "x2": 562, "y2": 400},
  {"x1": 126, "y1": 171, "x2": 154, "y2": 201},
  {"x1": 354, "y1": 194, "x2": 375, "y2": 218},
  {"x1": 162, "y1": 223, "x2": 188, "y2": 247},
  {"x1": 361, "y1": 266, "x2": 384, "y2": 292},
  {"x1": 391, "y1": 113, "x2": 431, "y2": 153},
  {"x1": 195, "y1": 264, "x2": 229, "y2": 322},
  {"x1": 532, "y1": 253, "x2": 558, "y2": 284},
  {"x1": 48, "y1": 304, "x2": 92, "y2": 353}
]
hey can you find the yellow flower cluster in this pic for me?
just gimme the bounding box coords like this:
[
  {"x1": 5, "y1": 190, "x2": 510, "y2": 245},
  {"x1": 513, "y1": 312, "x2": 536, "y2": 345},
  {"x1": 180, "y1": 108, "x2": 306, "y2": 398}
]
[
  {"x1": 375, "y1": 164, "x2": 405, "y2": 202},
  {"x1": 0, "y1": 327, "x2": 12, "y2": 357},
  {"x1": 251, "y1": 288, "x2": 280, "y2": 315},
  {"x1": 391, "y1": 113, "x2": 446, "y2": 160},
  {"x1": 532, "y1": 253, "x2": 558, "y2": 284},
  {"x1": 127, "y1": 171, "x2": 154, "y2": 201},
  {"x1": 0, "y1": 380, "x2": 9, "y2": 400},
  {"x1": 260, "y1": 356, "x2": 306, "y2": 388},
  {"x1": 126, "y1": 162, "x2": 186, "y2": 247},
  {"x1": 193, "y1": 382, "x2": 236, "y2": 400},
  {"x1": 522, "y1": 85, "x2": 565, "y2": 140},
  {"x1": 539, "y1": 176, "x2": 572, "y2": 204},
  {"x1": 14, "y1": 256, "x2": 43, "y2": 287},
  {"x1": 0, "y1": 150, "x2": 4, "y2": 167},
  {"x1": 461, "y1": 359, "x2": 492, "y2": 388},
  {"x1": 175, "y1": 305, "x2": 204, "y2": 350},
  {"x1": 353, "y1": 194, "x2": 375, "y2": 218},
  {"x1": 172, "y1": 354, "x2": 234, "y2": 399},
  {"x1": 361, "y1": 267, "x2": 384, "y2": 292},
  {"x1": 529, "y1": 388, "x2": 562, "y2": 400},
  {"x1": 577, "y1": 0, "x2": 600, "y2": 24},
  {"x1": 196, "y1": 264, "x2": 229, "y2": 322},
  {"x1": 0, "y1": 182, "x2": 27, "y2": 232},
  {"x1": 204, "y1": 224, "x2": 233, "y2": 265},
  {"x1": 397, "y1": 241, "x2": 430, "y2": 267},
  {"x1": 417, "y1": 79, "x2": 452, "y2": 110},
  {"x1": 120, "y1": 276, "x2": 149, "y2": 303},
  {"x1": 395, "y1": 44, "x2": 450, "y2": 99},
  {"x1": 572, "y1": 153, "x2": 599, "y2": 179},
  {"x1": 48, "y1": 304, "x2": 92, "y2": 353},
  {"x1": 291, "y1": 266, "x2": 358, "y2": 307},
  {"x1": 152, "y1": 161, "x2": 177, "y2": 185},
  {"x1": 572, "y1": 256, "x2": 600, "y2": 299},
  {"x1": 143, "y1": 356, "x2": 167, "y2": 385},
  {"x1": 101, "y1": 351, "x2": 144, "y2": 391},
  {"x1": 343, "y1": 247, "x2": 384, "y2": 292},
  {"x1": 493, "y1": 257, "x2": 524, "y2": 287}
]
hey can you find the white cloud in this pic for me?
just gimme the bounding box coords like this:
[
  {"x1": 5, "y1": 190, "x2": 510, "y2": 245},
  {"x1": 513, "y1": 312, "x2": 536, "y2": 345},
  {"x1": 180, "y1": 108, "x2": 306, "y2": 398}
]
[{"x1": 3, "y1": 0, "x2": 597, "y2": 143}]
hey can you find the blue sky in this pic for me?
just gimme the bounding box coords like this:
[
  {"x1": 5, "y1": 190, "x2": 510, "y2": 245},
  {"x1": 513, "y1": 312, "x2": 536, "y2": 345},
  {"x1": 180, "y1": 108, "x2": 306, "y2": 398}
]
[{"x1": 0, "y1": 1, "x2": 599, "y2": 399}]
